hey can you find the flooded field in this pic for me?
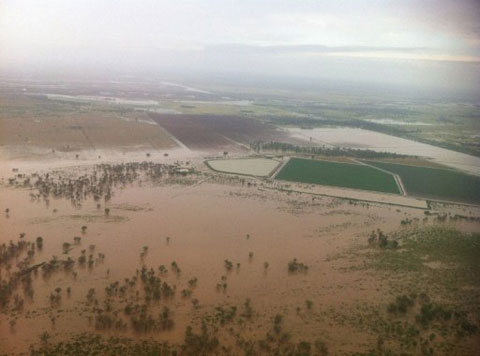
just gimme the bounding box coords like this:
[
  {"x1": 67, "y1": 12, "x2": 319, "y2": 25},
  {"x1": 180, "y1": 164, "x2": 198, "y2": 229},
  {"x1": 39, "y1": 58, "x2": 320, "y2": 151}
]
[
  {"x1": 1, "y1": 154, "x2": 479, "y2": 355},
  {"x1": 0, "y1": 161, "x2": 396, "y2": 354},
  {"x1": 288, "y1": 128, "x2": 480, "y2": 175}
]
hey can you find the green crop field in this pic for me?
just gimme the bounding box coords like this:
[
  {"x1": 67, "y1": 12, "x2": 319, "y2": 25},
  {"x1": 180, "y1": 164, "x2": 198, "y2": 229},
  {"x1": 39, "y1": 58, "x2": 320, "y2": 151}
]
[
  {"x1": 364, "y1": 161, "x2": 480, "y2": 204},
  {"x1": 275, "y1": 158, "x2": 400, "y2": 194}
]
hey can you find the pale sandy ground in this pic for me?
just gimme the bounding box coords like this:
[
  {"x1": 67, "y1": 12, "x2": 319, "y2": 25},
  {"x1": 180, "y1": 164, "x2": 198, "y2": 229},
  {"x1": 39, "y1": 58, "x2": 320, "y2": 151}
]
[
  {"x1": 206, "y1": 158, "x2": 281, "y2": 177},
  {"x1": 267, "y1": 181, "x2": 428, "y2": 209}
]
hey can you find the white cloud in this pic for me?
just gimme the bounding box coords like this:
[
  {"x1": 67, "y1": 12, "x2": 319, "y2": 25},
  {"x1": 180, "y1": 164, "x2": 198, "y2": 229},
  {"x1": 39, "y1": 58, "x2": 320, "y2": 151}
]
[{"x1": 0, "y1": 0, "x2": 479, "y2": 93}]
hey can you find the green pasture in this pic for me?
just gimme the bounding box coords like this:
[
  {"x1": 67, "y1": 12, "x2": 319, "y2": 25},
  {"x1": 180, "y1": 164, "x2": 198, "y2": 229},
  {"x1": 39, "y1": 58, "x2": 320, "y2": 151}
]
[
  {"x1": 275, "y1": 158, "x2": 400, "y2": 194},
  {"x1": 364, "y1": 161, "x2": 480, "y2": 204}
]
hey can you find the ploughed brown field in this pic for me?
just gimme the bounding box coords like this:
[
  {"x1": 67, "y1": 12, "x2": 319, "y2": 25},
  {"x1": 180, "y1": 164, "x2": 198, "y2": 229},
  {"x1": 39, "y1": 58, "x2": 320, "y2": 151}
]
[
  {"x1": 149, "y1": 113, "x2": 295, "y2": 150},
  {"x1": 0, "y1": 96, "x2": 177, "y2": 158}
]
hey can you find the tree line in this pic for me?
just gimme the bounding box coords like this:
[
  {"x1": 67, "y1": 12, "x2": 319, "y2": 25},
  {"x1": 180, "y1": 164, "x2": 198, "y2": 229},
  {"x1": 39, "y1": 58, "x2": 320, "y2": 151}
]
[{"x1": 252, "y1": 141, "x2": 413, "y2": 159}]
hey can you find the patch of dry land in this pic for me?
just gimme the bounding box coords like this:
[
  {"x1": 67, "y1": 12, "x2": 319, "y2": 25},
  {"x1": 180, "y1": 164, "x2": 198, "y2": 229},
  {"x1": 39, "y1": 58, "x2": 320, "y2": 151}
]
[{"x1": 206, "y1": 157, "x2": 281, "y2": 177}]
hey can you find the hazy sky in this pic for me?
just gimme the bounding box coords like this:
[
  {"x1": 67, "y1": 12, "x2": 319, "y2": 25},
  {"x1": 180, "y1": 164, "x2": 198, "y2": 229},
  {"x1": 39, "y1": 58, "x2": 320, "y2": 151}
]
[{"x1": 1, "y1": 0, "x2": 479, "y2": 93}]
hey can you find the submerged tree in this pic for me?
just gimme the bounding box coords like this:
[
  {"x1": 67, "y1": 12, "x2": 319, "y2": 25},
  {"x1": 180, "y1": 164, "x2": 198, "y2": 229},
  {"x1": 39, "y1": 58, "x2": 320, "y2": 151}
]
[{"x1": 36, "y1": 236, "x2": 44, "y2": 249}]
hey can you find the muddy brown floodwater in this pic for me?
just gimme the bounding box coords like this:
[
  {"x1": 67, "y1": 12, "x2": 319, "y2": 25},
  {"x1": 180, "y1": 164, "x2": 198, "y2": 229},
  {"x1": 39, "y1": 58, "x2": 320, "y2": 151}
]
[{"x1": 0, "y1": 157, "x2": 479, "y2": 355}]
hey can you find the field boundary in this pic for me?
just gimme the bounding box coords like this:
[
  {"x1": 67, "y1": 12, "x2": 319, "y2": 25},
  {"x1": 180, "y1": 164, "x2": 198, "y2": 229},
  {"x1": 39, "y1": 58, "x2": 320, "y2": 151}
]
[
  {"x1": 362, "y1": 159, "x2": 480, "y2": 175},
  {"x1": 363, "y1": 160, "x2": 480, "y2": 205},
  {"x1": 363, "y1": 161, "x2": 480, "y2": 207},
  {"x1": 264, "y1": 185, "x2": 428, "y2": 210},
  {"x1": 351, "y1": 159, "x2": 407, "y2": 196},
  {"x1": 273, "y1": 178, "x2": 412, "y2": 200},
  {"x1": 153, "y1": 123, "x2": 190, "y2": 150},
  {"x1": 270, "y1": 157, "x2": 290, "y2": 179},
  {"x1": 204, "y1": 157, "x2": 281, "y2": 178},
  {"x1": 275, "y1": 157, "x2": 401, "y2": 195},
  {"x1": 219, "y1": 135, "x2": 251, "y2": 151}
]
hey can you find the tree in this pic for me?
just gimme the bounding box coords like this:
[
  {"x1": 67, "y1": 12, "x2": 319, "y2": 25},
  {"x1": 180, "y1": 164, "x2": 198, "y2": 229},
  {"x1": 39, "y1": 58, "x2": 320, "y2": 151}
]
[
  {"x1": 306, "y1": 299, "x2": 313, "y2": 310},
  {"x1": 36, "y1": 236, "x2": 44, "y2": 249},
  {"x1": 39, "y1": 331, "x2": 50, "y2": 344}
]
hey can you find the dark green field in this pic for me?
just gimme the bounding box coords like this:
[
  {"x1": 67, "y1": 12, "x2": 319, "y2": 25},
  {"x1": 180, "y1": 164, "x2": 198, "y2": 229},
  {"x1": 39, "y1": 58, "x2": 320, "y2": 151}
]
[
  {"x1": 275, "y1": 158, "x2": 400, "y2": 194},
  {"x1": 364, "y1": 161, "x2": 480, "y2": 204}
]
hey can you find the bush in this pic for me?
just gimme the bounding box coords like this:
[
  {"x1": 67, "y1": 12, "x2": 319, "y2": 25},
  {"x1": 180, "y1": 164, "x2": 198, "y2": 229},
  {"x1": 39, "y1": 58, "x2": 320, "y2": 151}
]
[{"x1": 288, "y1": 259, "x2": 309, "y2": 273}]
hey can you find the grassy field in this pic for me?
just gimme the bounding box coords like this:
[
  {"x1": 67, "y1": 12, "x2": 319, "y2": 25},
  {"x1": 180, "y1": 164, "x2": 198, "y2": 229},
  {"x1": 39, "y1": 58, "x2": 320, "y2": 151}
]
[
  {"x1": 275, "y1": 157, "x2": 400, "y2": 194},
  {"x1": 364, "y1": 161, "x2": 480, "y2": 204},
  {"x1": 338, "y1": 227, "x2": 480, "y2": 355}
]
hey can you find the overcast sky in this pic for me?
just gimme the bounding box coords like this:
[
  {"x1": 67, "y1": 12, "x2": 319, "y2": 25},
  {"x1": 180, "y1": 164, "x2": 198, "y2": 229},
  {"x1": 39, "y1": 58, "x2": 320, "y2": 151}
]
[{"x1": 1, "y1": 0, "x2": 479, "y2": 94}]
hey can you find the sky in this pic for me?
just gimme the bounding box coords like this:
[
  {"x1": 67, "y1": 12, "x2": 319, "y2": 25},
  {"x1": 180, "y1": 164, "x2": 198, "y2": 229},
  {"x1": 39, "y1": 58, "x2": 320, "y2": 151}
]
[{"x1": 1, "y1": 0, "x2": 479, "y2": 94}]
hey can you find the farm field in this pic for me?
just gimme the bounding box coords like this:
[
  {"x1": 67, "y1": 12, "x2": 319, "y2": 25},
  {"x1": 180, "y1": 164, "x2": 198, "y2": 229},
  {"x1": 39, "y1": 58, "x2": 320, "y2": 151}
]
[
  {"x1": 276, "y1": 157, "x2": 400, "y2": 194},
  {"x1": 206, "y1": 157, "x2": 280, "y2": 177},
  {"x1": 364, "y1": 161, "x2": 480, "y2": 205},
  {"x1": 149, "y1": 113, "x2": 298, "y2": 150},
  {"x1": 0, "y1": 95, "x2": 177, "y2": 157}
]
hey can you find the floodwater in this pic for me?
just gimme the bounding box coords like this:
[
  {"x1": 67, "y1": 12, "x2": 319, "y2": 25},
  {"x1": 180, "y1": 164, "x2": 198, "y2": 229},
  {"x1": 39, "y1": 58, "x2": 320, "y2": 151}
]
[
  {"x1": 177, "y1": 100, "x2": 253, "y2": 106},
  {"x1": 0, "y1": 160, "x2": 422, "y2": 354},
  {"x1": 288, "y1": 127, "x2": 480, "y2": 175},
  {"x1": 160, "y1": 82, "x2": 212, "y2": 95}
]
